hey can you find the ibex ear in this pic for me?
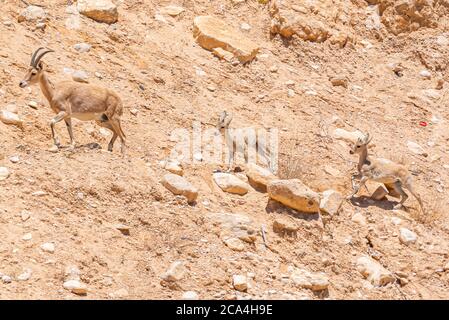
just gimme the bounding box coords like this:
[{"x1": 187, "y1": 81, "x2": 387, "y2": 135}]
[{"x1": 36, "y1": 61, "x2": 44, "y2": 71}]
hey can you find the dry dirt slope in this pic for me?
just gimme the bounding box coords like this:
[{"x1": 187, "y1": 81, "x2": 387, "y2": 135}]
[{"x1": 0, "y1": 0, "x2": 449, "y2": 299}]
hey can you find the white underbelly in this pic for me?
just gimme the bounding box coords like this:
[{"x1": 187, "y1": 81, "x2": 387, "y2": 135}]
[{"x1": 71, "y1": 113, "x2": 104, "y2": 121}]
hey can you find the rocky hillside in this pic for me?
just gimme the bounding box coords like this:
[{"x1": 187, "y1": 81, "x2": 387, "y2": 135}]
[{"x1": 0, "y1": 0, "x2": 449, "y2": 299}]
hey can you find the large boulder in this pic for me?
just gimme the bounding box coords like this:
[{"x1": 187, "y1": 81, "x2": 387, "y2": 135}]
[
  {"x1": 77, "y1": 0, "x2": 118, "y2": 24},
  {"x1": 193, "y1": 16, "x2": 259, "y2": 63},
  {"x1": 161, "y1": 174, "x2": 198, "y2": 203},
  {"x1": 268, "y1": 179, "x2": 320, "y2": 213},
  {"x1": 213, "y1": 172, "x2": 250, "y2": 195}
]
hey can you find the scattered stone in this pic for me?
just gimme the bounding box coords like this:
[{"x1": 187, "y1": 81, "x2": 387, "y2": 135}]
[
  {"x1": 72, "y1": 70, "x2": 89, "y2": 83},
  {"x1": 206, "y1": 212, "x2": 256, "y2": 243},
  {"x1": 356, "y1": 256, "x2": 395, "y2": 286},
  {"x1": 272, "y1": 217, "x2": 299, "y2": 236},
  {"x1": 9, "y1": 155, "x2": 20, "y2": 163},
  {"x1": 406, "y1": 141, "x2": 427, "y2": 156},
  {"x1": 109, "y1": 288, "x2": 129, "y2": 298},
  {"x1": 21, "y1": 210, "x2": 31, "y2": 221},
  {"x1": 351, "y1": 212, "x2": 367, "y2": 225},
  {"x1": 182, "y1": 291, "x2": 199, "y2": 300},
  {"x1": 164, "y1": 160, "x2": 183, "y2": 176},
  {"x1": 268, "y1": 179, "x2": 320, "y2": 213},
  {"x1": 319, "y1": 190, "x2": 343, "y2": 216},
  {"x1": 213, "y1": 172, "x2": 250, "y2": 195},
  {"x1": 74, "y1": 43, "x2": 92, "y2": 53},
  {"x1": 269, "y1": 65, "x2": 278, "y2": 73},
  {"x1": 129, "y1": 108, "x2": 139, "y2": 116},
  {"x1": 77, "y1": 0, "x2": 118, "y2": 24},
  {"x1": 161, "y1": 174, "x2": 198, "y2": 203},
  {"x1": 63, "y1": 279, "x2": 88, "y2": 295},
  {"x1": 245, "y1": 163, "x2": 276, "y2": 192},
  {"x1": 290, "y1": 267, "x2": 329, "y2": 291},
  {"x1": 420, "y1": 70, "x2": 431, "y2": 79},
  {"x1": 240, "y1": 23, "x2": 251, "y2": 31},
  {"x1": 161, "y1": 5, "x2": 185, "y2": 17},
  {"x1": 162, "y1": 261, "x2": 186, "y2": 282},
  {"x1": 40, "y1": 242, "x2": 55, "y2": 253},
  {"x1": 223, "y1": 237, "x2": 245, "y2": 251},
  {"x1": 443, "y1": 261, "x2": 449, "y2": 271},
  {"x1": 193, "y1": 16, "x2": 259, "y2": 63},
  {"x1": 391, "y1": 217, "x2": 402, "y2": 225},
  {"x1": 0, "y1": 167, "x2": 10, "y2": 181},
  {"x1": 115, "y1": 224, "x2": 130, "y2": 236},
  {"x1": 399, "y1": 228, "x2": 417, "y2": 245},
  {"x1": 17, "y1": 268, "x2": 32, "y2": 281},
  {"x1": 32, "y1": 191, "x2": 47, "y2": 197},
  {"x1": 436, "y1": 35, "x2": 449, "y2": 46},
  {"x1": 232, "y1": 275, "x2": 248, "y2": 292},
  {"x1": 330, "y1": 76, "x2": 348, "y2": 88},
  {"x1": 64, "y1": 265, "x2": 81, "y2": 281},
  {"x1": 2, "y1": 275, "x2": 12, "y2": 284},
  {"x1": 22, "y1": 233, "x2": 32, "y2": 241},
  {"x1": 18, "y1": 6, "x2": 46, "y2": 23},
  {"x1": 0, "y1": 110, "x2": 23, "y2": 127}
]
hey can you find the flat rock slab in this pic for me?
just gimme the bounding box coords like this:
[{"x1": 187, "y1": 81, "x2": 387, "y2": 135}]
[{"x1": 193, "y1": 16, "x2": 259, "y2": 63}]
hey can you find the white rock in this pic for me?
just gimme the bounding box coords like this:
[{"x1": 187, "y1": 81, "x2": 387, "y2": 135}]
[
  {"x1": 77, "y1": 0, "x2": 118, "y2": 24},
  {"x1": 420, "y1": 70, "x2": 431, "y2": 79},
  {"x1": 436, "y1": 35, "x2": 449, "y2": 46},
  {"x1": 18, "y1": 6, "x2": 46, "y2": 23},
  {"x1": 63, "y1": 279, "x2": 88, "y2": 295},
  {"x1": 290, "y1": 268, "x2": 329, "y2": 291},
  {"x1": 40, "y1": 242, "x2": 55, "y2": 253},
  {"x1": 391, "y1": 217, "x2": 402, "y2": 225},
  {"x1": 182, "y1": 291, "x2": 199, "y2": 300},
  {"x1": 22, "y1": 233, "x2": 32, "y2": 241},
  {"x1": 320, "y1": 189, "x2": 343, "y2": 216},
  {"x1": 406, "y1": 141, "x2": 426, "y2": 156},
  {"x1": 223, "y1": 237, "x2": 245, "y2": 251},
  {"x1": 21, "y1": 210, "x2": 31, "y2": 221},
  {"x1": 162, "y1": 261, "x2": 186, "y2": 282},
  {"x1": 0, "y1": 110, "x2": 23, "y2": 127},
  {"x1": 164, "y1": 160, "x2": 183, "y2": 176},
  {"x1": 17, "y1": 268, "x2": 32, "y2": 281},
  {"x1": 72, "y1": 70, "x2": 89, "y2": 83},
  {"x1": 233, "y1": 275, "x2": 248, "y2": 292},
  {"x1": 356, "y1": 256, "x2": 395, "y2": 286},
  {"x1": 240, "y1": 23, "x2": 251, "y2": 31},
  {"x1": 0, "y1": 167, "x2": 10, "y2": 181},
  {"x1": 399, "y1": 228, "x2": 417, "y2": 245},
  {"x1": 161, "y1": 174, "x2": 198, "y2": 203},
  {"x1": 9, "y1": 156, "x2": 20, "y2": 163},
  {"x1": 74, "y1": 43, "x2": 92, "y2": 53},
  {"x1": 213, "y1": 172, "x2": 250, "y2": 195},
  {"x1": 351, "y1": 212, "x2": 366, "y2": 225},
  {"x1": 2, "y1": 275, "x2": 12, "y2": 283},
  {"x1": 161, "y1": 5, "x2": 185, "y2": 17}
]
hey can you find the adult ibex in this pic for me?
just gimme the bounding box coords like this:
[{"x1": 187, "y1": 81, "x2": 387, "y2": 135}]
[{"x1": 19, "y1": 48, "x2": 126, "y2": 154}]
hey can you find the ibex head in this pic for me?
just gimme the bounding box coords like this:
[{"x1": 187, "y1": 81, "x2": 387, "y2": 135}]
[
  {"x1": 19, "y1": 47, "x2": 54, "y2": 88},
  {"x1": 349, "y1": 133, "x2": 372, "y2": 155},
  {"x1": 217, "y1": 111, "x2": 233, "y2": 129}
]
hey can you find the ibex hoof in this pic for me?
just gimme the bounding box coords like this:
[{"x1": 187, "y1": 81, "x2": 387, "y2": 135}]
[{"x1": 48, "y1": 145, "x2": 59, "y2": 153}]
